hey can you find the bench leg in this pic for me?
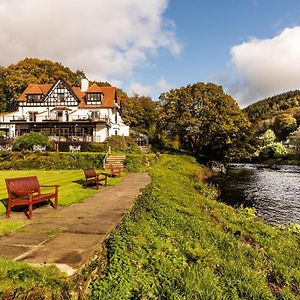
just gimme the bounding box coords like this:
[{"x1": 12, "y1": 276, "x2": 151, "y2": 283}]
[
  {"x1": 28, "y1": 203, "x2": 33, "y2": 219},
  {"x1": 54, "y1": 194, "x2": 58, "y2": 209},
  {"x1": 105, "y1": 175, "x2": 107, "y2": 187},
  {"x1": 6, "y1": 202, "x2": 11, "y2": 218}
]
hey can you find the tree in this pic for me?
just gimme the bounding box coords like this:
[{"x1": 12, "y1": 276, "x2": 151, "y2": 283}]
[
  {"x1": 273, "y1": 113, "x2": 297, "y2": 140},
  {"x1": 0, "y1": 58, "x2": 87, "y2": 112},
  {"x1": 262, "y1": 129, "x2": 276, "y2": 146},
  {"x1": 289, "y1": 126, "x2": 300, "y2": 159},
  {"x1": 158, "y1": 82, "x2": 255, "y2": 161},
  {"x1": 121, "y1": 94, "x2": 157, "y2": 134}
]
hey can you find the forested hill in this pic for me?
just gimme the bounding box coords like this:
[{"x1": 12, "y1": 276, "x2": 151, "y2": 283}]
[
  {"x1": 0, "y1": 58, "x2": 110, "y2": 112},
  {"x1": 244, "y1": 90, "x2": 300, "y2": 122}
]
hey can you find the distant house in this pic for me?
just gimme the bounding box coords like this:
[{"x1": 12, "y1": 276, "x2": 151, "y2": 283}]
[{"x1": 0, "y1": 79, "x2": 129, "y2": 143}]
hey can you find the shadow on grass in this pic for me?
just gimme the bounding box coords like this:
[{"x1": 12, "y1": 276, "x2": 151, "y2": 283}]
[
  {"x1": 0, "y1": 198, "x2": 54, "y2": 219},
  {"x1": 72, "y1": 179, "x2": 107, "y2": 190}
]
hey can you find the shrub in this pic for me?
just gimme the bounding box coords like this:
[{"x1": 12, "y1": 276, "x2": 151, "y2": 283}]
[
  {"x1": 13, "y1": 132, "x2": 51, "y2": 151},
  {"x1": 103, "y1": 136, "x2": 141, "y2": 154},
  {"x1": 0, "y1": 152, "x2": 106, "y2": 170},
  {"x1": 259, "y1": 142, "x2": 289, "y2": 159},
  {"x1": 123, "y1": 154, "x2": 157, "y2": 172}
]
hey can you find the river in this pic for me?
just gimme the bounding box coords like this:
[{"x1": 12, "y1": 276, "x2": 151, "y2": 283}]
[{"x1": 213, "y1": 164, "x2": 300, "y2": 225}]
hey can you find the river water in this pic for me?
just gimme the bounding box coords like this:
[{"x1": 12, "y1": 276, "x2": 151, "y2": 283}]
[{"x1": 213, "y1": 164, "x2": 300, "y2": 225}]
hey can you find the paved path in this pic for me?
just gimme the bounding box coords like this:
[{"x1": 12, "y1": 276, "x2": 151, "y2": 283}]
[{"x1": 0, "y1": 173, "x2": 150, "y2": 275}]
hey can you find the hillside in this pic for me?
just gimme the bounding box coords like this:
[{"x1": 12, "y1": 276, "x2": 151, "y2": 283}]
[{"x1": 244, "y1": 90, "x2": 300, "y2": 122}]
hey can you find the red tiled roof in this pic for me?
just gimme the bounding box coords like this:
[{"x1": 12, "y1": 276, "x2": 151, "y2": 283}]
[
  {"x1": 17, "y1": 81, "x2": 119, "y2": 108},
  {"x1": 18, "y1": 84, "x2": 52, "y2": 102},
  {"x1": 86, "y1": 83, "x2": 103, "y2": 93}
]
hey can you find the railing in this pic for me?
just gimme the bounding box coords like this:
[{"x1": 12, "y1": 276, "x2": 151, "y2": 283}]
[
  {"x1": 1, "y1": 115, "x2": 109, "y2": 123},
  {"x1": 103, "y1": 146, "x2": 111, "y2": 169},
  {"x1": 48, "y1": 135, "x2": 103, "y2": 143}
]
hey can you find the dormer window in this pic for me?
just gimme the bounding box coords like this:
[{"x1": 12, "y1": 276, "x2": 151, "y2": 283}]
[
  {"x1": 27, "y1": 94, "x2": 42, "y2": 102},
  {"x1": 87, "y1": 93, "x2": 102, "y2": 105}
]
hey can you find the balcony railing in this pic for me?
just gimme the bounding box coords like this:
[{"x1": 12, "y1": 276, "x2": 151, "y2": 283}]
[{"x1": 1, "y1": 115, "x2": 109, "y2": 123}]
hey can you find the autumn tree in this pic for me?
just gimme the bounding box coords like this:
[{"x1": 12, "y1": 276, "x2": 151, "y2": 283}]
[
  {"x1": 158, "y1": 82, "x2": 255, "y2": 161},
  {"x1": 272, "y1": 113, "x2": 297, "y2": 140},
  {"x1": 121, "y1": 94, "x2": 157, "y2": 134},
  {"x1": 0, "y1": 58, "x2": 86, "y2": 112}
]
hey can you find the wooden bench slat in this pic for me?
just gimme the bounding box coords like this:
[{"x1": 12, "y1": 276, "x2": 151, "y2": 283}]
[{"x1": 5, "y1": 176, "x2": 59, "y2": 219}]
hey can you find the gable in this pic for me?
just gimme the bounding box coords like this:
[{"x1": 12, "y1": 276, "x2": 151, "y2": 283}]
[{"x1": 42, "y1": 80, "x2": 80, "y2": 107}]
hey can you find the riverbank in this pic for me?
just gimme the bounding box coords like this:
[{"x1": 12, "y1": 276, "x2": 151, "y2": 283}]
[
  {"x1": 90, "y1": 155, "x2": 300, "y2": 299},
  {"x1": 1, "y1": 154, "x2": 299, "y2": 299}
]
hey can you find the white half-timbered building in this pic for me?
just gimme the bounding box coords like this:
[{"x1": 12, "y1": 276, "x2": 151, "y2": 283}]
[{"x1": 0, "y1": 79, "x2": 129, "y2": 143}]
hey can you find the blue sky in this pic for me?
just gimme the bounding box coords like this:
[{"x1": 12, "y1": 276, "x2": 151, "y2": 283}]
[
  {"x1": 128, "y1": 0, "x2": 300, "y2": 105},
  {"x1": 1, "y1": 0, "x2": 300, "y2": 106}
]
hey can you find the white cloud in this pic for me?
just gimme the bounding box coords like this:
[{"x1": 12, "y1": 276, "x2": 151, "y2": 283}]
[
  {"x1": 129, "y1": 77, "x2": 171, "y2": 99},
  {"x1": 0, "y1": 0, "x2": 180, "y2": 84},
  {"x1": 229, "y1": 26, "x2": 300, "y2": 106}
]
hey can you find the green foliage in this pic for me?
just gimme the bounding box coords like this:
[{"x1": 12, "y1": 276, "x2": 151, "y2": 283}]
[
  {"x1": 262, "y1": 129, "x2": 276, "y2": 146},
  {"x1": 13, "y1": 132, "x2": 51, "y2": 151},
  {"x1": 0, "y1": 258, "x2": 70, "y2": 299},
  {"x1": 104, "y1": 136, "x2": 141, "y2": 154},
  {"x1": 123, "y1": 154, "x2": 150, "y2": 172},
  {"x1": 273, "y1": 113, "x2": 298, "y2": 140},
  {"x1": 259, "y1": 142, "x2": 289, "y2": 159},
  {"x1": 0, "y1": 152, "x2": 105, "y2": 170},
  {"x1": 244, "y1": 90, "x2": 300, "y2": 122},
  {"x1": 0, "y1": 58, "x2": 86, "y2": 111},
  {"x1": 121, "y1": 94, "x2": 157, "y2": 134},
  {"x1": 158, "y1": 82, "x2": 256, "y2": 161},
  {"x1": 90, "y1": 154, "x2": 300, "y2": 299},
  {"x1": 289, "y1": 127, "x2": 300, "y2": 159}
]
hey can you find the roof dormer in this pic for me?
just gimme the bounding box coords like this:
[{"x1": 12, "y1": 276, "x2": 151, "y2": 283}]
[
  {"x1": 85, "y1": 83, "x2": 103, "y2": 105},
  {"x1": 26, "y1": 85, "x2": 44, "y2": 102}
]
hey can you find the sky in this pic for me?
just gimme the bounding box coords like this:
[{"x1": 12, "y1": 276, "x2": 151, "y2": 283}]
[{"x1": 1, "y1": 0, "x2": 300, "y2": 107}]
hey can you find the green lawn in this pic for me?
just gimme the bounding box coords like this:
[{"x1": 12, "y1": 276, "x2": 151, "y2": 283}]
[
  {"x1": 0, "y1": 169, "x2": 121, "y2": 235},
  {"x1": 90, "y1": 155, "x2": 300, "y2": 299}
]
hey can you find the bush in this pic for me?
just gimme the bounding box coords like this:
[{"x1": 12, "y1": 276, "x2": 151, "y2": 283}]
[
  {"x1": 259, "y1": 142, "x2": 289, "y2": 159},
  {"x1": 123, "y1": 154, "x2": 157, "y2": 172},
  {"x1": 13, "y1": 132, "x2": 51, "y2": 151},
  {"x1": 0, "y1": 152, "x2": 106, "y2": 170},
  {"x1": 103, "y1": 136, "x2": 141, "y2": 154}
]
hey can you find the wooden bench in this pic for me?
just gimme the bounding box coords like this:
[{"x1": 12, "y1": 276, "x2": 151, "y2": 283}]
[
  {"x1": 108, "y1": 164, "x2": 122, "y2": 177},
  {"x1": 5, "y1": 176, "x2": 59, "y2": 219},
  {"x1": 83, "y1": 169, "x2": 107, "y2": 189}
]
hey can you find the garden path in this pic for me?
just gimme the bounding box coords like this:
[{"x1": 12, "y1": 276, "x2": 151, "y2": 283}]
[{"x1": 0, "y1": 172, "x2": 150, "y2": 275}]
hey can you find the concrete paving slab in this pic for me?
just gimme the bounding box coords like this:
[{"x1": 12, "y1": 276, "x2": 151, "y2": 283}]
[
  {"x1": 0, "y1": 233, "x2": 48, "y2": 246},
  {"x1": 22, "y1": 247, "x2": 99, "y2": 269},
  {"x1": 0, "y1": 244, "x2": 32, "y2": 259},
  {"x1": 0, "y1": 172, "x2": 151, "y2": 272}
]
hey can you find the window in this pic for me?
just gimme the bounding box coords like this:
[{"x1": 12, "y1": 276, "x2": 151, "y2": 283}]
[
  {"x1": 115, "y1": 113, "x2": 118, "y2": 123},
  {"x1": 58, "y1": 93, "x2": 64, "y2": 102},
  {"x1": 91, "y1": 111, "x2": 100, "y2": 120},
  {"x1": 115, "y1": 130, "x2": 118, "y2": 136},
  {"x1": 87, "y1": 93, "x2": 102, "y2": 104},
  {"x1": 29, "y1": 112, "x2": 38, "y2": 122},
  {"x1": 27, "y1": 94, "x2": 42, "y2": 102}
]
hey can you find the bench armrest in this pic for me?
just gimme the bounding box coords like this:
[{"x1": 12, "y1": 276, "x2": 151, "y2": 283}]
[{"x1": 40, "y1": 185, "x2": 60, "y2": 187}]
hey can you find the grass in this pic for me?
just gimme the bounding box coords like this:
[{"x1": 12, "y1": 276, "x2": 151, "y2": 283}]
[
  {"x1": 0, "y1": 258, "x2": 71, "y2": 299},
  {"x1": 1, "y1": 154, "x2": 299, "y2": 299},
  {"x1": 0, "y1": 168, "x2": 123, "y2": 298},
  {"x1": 90, "y1": 154, "x2": 300, "y2": 299},
  {"x1": 0, "y1": 169, "x2": 122, "y2": 234}
]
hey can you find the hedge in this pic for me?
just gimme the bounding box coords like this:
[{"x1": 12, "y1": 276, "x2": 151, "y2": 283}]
[{"x1": 0, "y1": 152, "x2": 106, "y2": 170}]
